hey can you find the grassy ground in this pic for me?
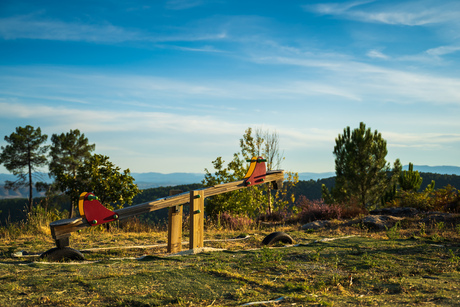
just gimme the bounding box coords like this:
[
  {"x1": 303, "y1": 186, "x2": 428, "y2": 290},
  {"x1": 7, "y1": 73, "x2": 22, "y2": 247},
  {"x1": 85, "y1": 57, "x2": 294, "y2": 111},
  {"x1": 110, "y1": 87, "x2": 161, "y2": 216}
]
[{"x1": 1, "y1": 222, "x2": 460, "y2": 306}]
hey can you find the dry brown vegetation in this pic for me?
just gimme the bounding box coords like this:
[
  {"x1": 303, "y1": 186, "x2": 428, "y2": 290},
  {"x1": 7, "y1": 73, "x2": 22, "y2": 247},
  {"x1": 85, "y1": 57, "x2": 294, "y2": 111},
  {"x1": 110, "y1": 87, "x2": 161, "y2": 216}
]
[{"x1": 1, "y1": 216, "x2": 460, "y2": 306}]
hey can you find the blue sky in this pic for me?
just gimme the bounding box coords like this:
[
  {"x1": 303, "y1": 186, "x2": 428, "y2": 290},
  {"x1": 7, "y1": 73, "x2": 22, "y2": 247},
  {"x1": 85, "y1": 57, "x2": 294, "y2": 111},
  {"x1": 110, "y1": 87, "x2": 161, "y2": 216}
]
[{"x1": 1, "y1": 0, "x2": 460, "y2": 175}]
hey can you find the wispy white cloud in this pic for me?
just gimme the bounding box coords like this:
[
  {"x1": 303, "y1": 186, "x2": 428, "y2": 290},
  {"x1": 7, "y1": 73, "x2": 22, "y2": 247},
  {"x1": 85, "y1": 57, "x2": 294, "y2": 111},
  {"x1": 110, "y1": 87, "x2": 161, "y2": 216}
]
[
  {"x1": 0, "y1": 14, "x2": 227, "y2": 44},
  {"x1": 426, "y1": 45, "x2": 460, "y2": 56},
  {"x1": 0, "y1": 101, "x2": 243, "y2": 136},
  {"x1": 160, "y1": 44, "x2": 227, "y2": 53},
  {"x1": 0, "y1": 15, "x2": 143, "y2": 42},
  {"x1": 308, "y1": 0, "x2": 375, "y2": 15},
  {"x1": 305, "y1": 0, "x2": 460, "y2": 26},
  {"x1": 366, "y1": 49, "x2": 390, "y2": 60},
  {"x1": 165, "y1": 0, "x2": 205, "y2": 10},
  {"x1": 386, "y1": 132, "x2": 460, "y2": 149},
  {"x1": 252, "y1": 54, "x2": 460, "y2": 105}
]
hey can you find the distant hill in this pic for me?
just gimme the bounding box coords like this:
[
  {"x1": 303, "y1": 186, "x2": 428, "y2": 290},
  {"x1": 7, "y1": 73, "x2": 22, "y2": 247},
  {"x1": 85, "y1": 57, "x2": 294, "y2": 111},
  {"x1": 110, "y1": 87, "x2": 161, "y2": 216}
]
[
  {"x1": 298, "y1": 165, "x2": 460, "y2": 180},
  {"x1": 298, "y1": 172, "x2": 335, "y2": 181},
  {"x1": 132, "y1": 172, "x2": 204, "y2": 189},
  {"x1": 0, "y1": 172, "x2": 204, "y2": 199},
  {"x1": 404, "y1": 165, "x2": 460, "y2": 175},
  {"x1": 2, "y1": 165, "x2": 460, "y2": 199}
]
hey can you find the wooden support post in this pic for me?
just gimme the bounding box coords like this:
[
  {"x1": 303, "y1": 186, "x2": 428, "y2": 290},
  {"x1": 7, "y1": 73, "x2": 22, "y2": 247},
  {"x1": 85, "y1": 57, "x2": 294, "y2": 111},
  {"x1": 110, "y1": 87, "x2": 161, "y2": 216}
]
[
  {"x1": 167, "y1": 190, "x2": 183, "y2": 254},
  {"x1": 55, "y1": 236, "x2": 70, "y2": 249},
  {"x1": 189, "y1": 190, "x2": 204, "y2": 249}
]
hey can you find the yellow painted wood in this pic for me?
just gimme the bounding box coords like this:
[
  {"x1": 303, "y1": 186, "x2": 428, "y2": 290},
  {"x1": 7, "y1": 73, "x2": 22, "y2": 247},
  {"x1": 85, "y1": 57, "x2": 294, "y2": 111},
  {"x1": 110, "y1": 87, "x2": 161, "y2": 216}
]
[
  {"x1": 189, "y1": 190, "x2": 204, "y2": 249},
  {"x1": 78, "y1": 192, "x2": 88, "y2": 218},
  {"x1": 243, "y1": 156, "x2": 257, "y2": 179}
]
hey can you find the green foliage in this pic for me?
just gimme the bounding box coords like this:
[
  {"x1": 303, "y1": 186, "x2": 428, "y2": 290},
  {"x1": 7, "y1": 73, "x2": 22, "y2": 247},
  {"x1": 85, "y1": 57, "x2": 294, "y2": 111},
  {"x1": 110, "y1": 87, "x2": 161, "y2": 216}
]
[
  {"x1": 399, "y1": 163, "x2": 423, "y2": 192},
  {"x1": 49, "y1": 129, "x2": 95, "y2": 178},
  {"x1": 56, "y1": 154, "x2": 140, "y2": 209},
  {"x1": 0, "y1": 194, "x2": 71, "y2": 225},
  {"x1": 0, "y1": 126, "x2": 49, "y2": 214},
  {"x1": 327, "y1": 122, "x2": 400, "y2": 209},
  {"x1": 390, "y1": 183, "x2": 460, "y2": 213},
  {"x1": 203, "y1": 155, "x2": 278, "y2": 218},
  {"x1": 385, "y1": 222, "x2": 401, "y2": 240},
  {"x1": 0, "y1": 204, "x2": 68, "y2": 239},
  {"x1": 133, "y1": 183, "x2": 204, "y2": 204},
  {"x1": 203, "y1": 127, "x2": 297, "y2": 219},
  {"x1": 380, "y1": 182, "x2": 397, "y2": 207},
  {"x1": 49, "y1": 129, "x2": 95, "y2": 217},
  {"x1": 321, "y1": 183, "x2": 334, "y2": 204}
]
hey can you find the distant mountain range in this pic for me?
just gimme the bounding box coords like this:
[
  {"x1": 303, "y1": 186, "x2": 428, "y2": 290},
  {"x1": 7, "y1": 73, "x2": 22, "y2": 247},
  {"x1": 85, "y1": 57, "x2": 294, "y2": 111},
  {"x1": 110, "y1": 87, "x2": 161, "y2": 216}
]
[
  {"x1": 298, "y1": 165, "x2": 460, "y2": 181},
  {"x1": 1, "y1": 165, "x2": 460, "y2": 199}
]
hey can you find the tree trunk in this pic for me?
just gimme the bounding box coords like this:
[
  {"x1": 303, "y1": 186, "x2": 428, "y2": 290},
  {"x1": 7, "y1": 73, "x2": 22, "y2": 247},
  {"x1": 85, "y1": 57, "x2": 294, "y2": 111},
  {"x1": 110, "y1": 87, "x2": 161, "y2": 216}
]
[
  {"x1": 68, "y1": 201, "x2": 75, "y2": 219},
  {"x1": 28, "y1": 148, "x2": 33, "y2": 214},
  {"x1": 68, "y1": 174, "x2": 76, "y2": 219},
  {"x1": 267, "y1": 184, "x2": 272, "y2": 214}
]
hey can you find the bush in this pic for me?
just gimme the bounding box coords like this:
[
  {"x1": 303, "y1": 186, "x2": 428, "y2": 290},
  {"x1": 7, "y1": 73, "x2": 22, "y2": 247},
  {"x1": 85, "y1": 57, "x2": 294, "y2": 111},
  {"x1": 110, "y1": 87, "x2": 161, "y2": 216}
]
[
  {"x1": 293, "y1": 196, "x2": 367, "y2": 223},
  {"x1": 431, "y1": 185, "x2": 460, "y2": 213},
  {"x1": 295, "y1": 196, "x2": 342, "y2": 223},
  {"x1": 0, "y1": 204, "x2": 68, "y2": 240},
  {"x1": 217, "y1": 212, "x2": 253, "y2": 230},
  {"x1": 391, "y1": 185, "x2": 460, "y2": 213},
  {"x1": 339, "y1": 198, "x2": 368, "y2": 219},
  {"x1": 257, "y1": 210, "x2": 291, "y2": 223}
]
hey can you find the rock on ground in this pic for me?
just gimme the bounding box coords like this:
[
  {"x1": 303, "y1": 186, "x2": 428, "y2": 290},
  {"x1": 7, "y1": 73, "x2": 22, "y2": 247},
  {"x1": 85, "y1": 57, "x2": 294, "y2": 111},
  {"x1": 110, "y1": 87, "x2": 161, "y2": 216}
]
[
  {"x1": 301, "y1": 220, "x2": 332, "y2": 230},
  {"x1": 370, "y1": 207, "x2": 419, "y2": 217},
  {"x1": 362, "y1": 215, "x2": 404, "y2": 230}
]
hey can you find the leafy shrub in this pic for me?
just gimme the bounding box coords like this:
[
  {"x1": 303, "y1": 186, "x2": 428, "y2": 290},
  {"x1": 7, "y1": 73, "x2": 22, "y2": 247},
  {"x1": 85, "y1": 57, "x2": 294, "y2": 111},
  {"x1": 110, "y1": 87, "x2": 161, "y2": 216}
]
[
  {"x1": 431, "y1": 185, "x2": 460, "y2": 213},
  {"x1": 339, "y1": 198, "x2": 368, "y2": 219},
  {"x1": 391, "y1": 185, "x2": 460, "y2": 213},
  {"x1": 0, "y1": 204, "x2": 67, "y2": 239},
  {"x1": 218, "y1": 212, "x2": 254, "y2": 230},
  {"x1": 391, "y1": 191, "x2": 431, "y2": 211},
  {"x1": 295, "y1": 196, "x2": 342, "y2": 223},
  {"x1": 257, "y1": 210, "x2": 290, "y2": 223}
]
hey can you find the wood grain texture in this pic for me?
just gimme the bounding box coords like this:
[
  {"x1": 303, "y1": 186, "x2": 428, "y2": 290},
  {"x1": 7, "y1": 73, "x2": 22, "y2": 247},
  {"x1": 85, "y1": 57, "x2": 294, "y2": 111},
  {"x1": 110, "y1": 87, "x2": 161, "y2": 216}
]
[{"x1": 49, "y1": 170, "x2": 284, "y2": 241}]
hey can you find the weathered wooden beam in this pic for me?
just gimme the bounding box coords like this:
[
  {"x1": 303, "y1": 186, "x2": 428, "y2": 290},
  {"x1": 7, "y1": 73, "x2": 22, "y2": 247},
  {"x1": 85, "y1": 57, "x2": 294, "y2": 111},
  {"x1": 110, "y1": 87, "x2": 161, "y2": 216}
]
[{"x1": 49, "y1": 170, "x2": 284, "y2": 243}]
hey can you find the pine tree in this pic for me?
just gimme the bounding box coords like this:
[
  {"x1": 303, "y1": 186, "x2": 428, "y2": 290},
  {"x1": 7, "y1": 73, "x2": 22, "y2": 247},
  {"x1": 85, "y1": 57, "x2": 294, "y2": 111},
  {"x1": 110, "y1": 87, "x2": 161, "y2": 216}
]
[
  {"x1": 0, "y1": 126, "x2": 49, "y2": 214},
  {"x1": 49, "y1": 129, "x2": 95, "y2": 218},
  {"x1": 399, "y1": 163, "x2": 423, "y2": 192},
  {"x1": 329, "y1": 122, "x2": 400, "y2": 209}
]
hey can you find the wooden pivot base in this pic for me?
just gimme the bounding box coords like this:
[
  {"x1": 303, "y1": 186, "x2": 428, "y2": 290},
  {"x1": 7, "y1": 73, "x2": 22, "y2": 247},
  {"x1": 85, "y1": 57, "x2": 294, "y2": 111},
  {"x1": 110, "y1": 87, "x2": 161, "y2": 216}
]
[
  {"x1": 189, "y1": 190, "x2": 204, "y2": 249},
  {"x1": 167, "y1": 190, "x2": 183, "y2": 254},
  {"x1": 167, "y1": 189, "x2": 205, "y2": 253}
]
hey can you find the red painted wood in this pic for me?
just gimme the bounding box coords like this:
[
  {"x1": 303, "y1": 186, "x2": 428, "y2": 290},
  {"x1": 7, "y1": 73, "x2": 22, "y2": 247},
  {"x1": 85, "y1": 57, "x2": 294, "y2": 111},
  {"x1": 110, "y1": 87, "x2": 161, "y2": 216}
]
[
  {"x1": 244, "y1": 156, "x2": 267, "y2": 187},
  {"x1": 82, "y1": 193, "x2": 117, "y2": 226}
]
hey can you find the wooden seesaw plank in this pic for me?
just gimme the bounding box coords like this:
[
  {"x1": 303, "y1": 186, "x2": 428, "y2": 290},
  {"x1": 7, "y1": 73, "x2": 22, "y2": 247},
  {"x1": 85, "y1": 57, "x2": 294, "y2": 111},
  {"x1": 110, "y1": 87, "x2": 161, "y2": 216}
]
[{"x1": 50, "y1": 170, "x2": 284, "y2": 243}]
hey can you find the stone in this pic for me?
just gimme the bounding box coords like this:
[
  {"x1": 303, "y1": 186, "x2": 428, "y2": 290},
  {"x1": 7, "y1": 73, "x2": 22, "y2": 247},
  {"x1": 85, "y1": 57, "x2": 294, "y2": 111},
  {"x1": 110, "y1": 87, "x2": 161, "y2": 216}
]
[
  {"x1": 370, "y1": 207, "x2": 419, "y2": 217},
  {"x1": 301, "y1": 220, "x2": 331, "y2": 230},
  {"x1": 421, "y1": 212, "x2": 457, "y2": 224},
  {"x1": 362, "y1": 215, "x2": 404, "y2": 230}
]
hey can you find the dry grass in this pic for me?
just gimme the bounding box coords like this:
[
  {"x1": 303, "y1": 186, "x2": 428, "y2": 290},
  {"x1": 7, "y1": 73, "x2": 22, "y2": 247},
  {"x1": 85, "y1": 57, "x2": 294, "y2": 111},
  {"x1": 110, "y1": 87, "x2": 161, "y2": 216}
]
[{"x1": 1, "y1": 220, "x2": 459, "y2": 306}]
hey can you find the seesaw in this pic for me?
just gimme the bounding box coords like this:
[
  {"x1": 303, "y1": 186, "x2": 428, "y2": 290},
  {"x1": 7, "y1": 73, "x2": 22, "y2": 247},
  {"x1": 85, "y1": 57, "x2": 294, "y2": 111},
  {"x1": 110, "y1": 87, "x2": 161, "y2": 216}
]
[{"x1": 41, "y1": 157, "x2": 284, "y2": 261}]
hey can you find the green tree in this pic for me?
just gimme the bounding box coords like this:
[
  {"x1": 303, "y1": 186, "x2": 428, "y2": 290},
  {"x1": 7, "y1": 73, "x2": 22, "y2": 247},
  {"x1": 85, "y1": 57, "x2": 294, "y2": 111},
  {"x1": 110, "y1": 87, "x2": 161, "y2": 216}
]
[
  {"x1": 49, "y1": 129, "x2": 95, "y2": 218},
  {"x1": 325, "y1": 122, "x2": 400, "y2": 209},
  {"x1": 0, "y1": 126, "x2": 49, "y2": 214},
  {"x1": 399, "y1": 163, "x2": 423, "y2": 192},
  {"x1": 203, "y1": 127, "x2": 297, "y2": 218},
  {"x1": 56, "y1": 154, "x2": 140, "y2": 209}
]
